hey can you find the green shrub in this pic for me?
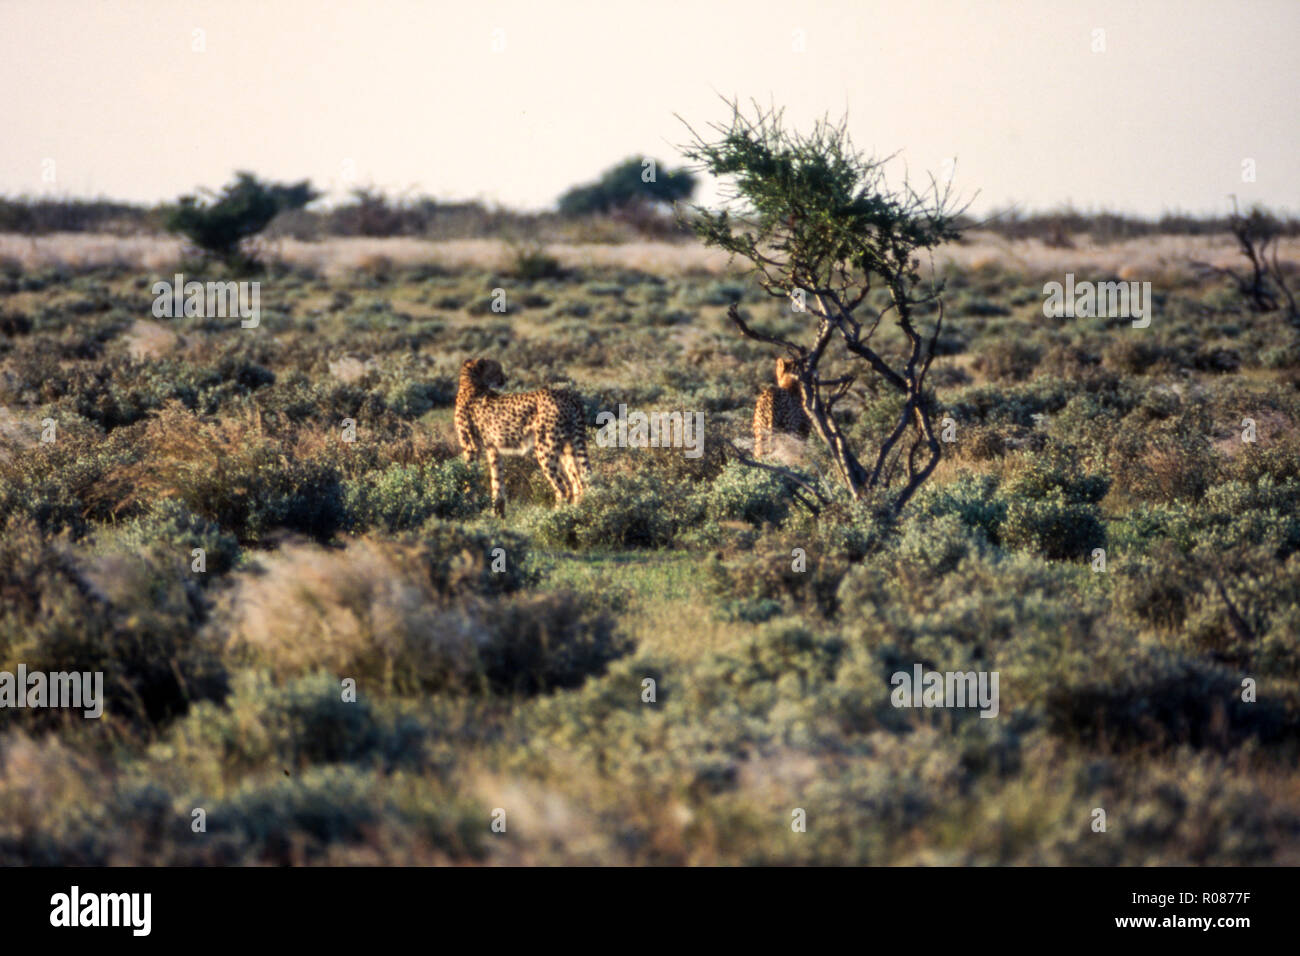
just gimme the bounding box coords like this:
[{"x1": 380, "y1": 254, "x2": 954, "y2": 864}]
[
  {"x1": 702, "y1": 461, "x2": 790, "y2": 527},
  {"x1": 405, "y1": 519, "x2": 535, "y2": 596},
  {"x1": 1113, "y1": 543, "x2": 1201, "y2": 631},
  {"x1": 164, "y1": 171, "x2": 319, "y2": 268},
  {"x1": 526, "y1": 472, "x2": 698, "y2": 549},
  {"x1": 1001, "y1": 492, "x2": 1106, "y2": 561},
  {"x1": 973, "y1": 339, "x2": 1041, "y2": 381},
  {"x1": 209, "y1": 766, "x2": 387, "y2": 860},
  {"x1": 166, "y1": 672, "x2": 433, "y2": 775},
  {"x1": 0, "y1": 519, "x2": 228, "y2": 728},
  {"x1": 706, "y1": 535, "x2": 850, "y2": 618},
  {"x1": 1003, "y1": 448, "x2": 1110, "y2": 504},
  {"x1": 478, "y1": 591, "x2": 630, "y2": 694},
  {"x1": 106, "y1": 498, "x2": 242, "y2": 579},
  {"x1": 913, "y1": 472, "x2": 1007, "y2": 545},
  {"x1": 0, "y1": 425, "x2": 139, "y2": 536},
  {"x1": 509, "y1": 242, "x2": 564, "y2": 280},
  {"x1": 557, "y1": 156, "x2": 696, "y2": 216},
  {"x1": 342, "y1": 458, "x2": 487, "y2": 532},
  {"x1": 1197, "y1": 479, "x2": 1300, "y2": 558},
  {"x1": 895, "y1": 512, "x2": 990, "y2": 576}
]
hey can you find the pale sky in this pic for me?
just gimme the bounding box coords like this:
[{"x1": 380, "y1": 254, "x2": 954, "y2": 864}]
[{"x1": 1, "y1": 0, "x2": 1296, "y2": 216}]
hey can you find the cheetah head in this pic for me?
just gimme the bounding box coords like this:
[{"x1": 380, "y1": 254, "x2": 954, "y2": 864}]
[
  {"x1": 462, "y1": 357, "x2": 506, "y2": 389},
  {"x1": 775, "y1": 357, "x2": 800, "y2": 390}
]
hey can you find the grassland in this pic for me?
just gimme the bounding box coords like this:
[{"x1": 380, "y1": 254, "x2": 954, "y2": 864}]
[{"x1": 1, "y1": 234, "x2": 1298, "y2": 864}]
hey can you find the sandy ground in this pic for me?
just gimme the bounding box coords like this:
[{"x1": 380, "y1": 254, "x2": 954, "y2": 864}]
[{"x1": 1, "y1": 230, "x2": 1297, "y2": 279}]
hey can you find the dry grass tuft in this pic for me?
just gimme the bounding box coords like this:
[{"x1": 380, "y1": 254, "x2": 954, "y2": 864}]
[
  {"x1": 216, "y1": 537, "x2": 482, "y2": 693},
  {"x1": 123, "y1": 319, "x2": 182, "y2": 360}
]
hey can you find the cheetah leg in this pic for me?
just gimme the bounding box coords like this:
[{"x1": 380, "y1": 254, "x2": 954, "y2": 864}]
[
  {"x1": 534, "y1": 438, "x2": 571, "y2": 505},
  {"x1": 754, "y1": 427, "x2": 770, "y2": 458},
  {"x1": 561, "y1": 431, "x2": 590, "y2": 502},
  {"x1": 560, "y1": 448, "x2": 582, "y2": 502},
  {"x1": 486, "y1": 447, "x2": 506, "y2": 517},
  {"x1": 456, "y1": 422, "x2": 479, "y2": 463}
]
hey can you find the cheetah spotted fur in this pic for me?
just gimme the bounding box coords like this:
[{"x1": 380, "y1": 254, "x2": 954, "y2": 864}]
[
  {"x1": 454, "y1": 357, "x2": 590, "y2": 517},
  {"x1": 753, "y1": 356, "x2": 811, "y2": 456}
]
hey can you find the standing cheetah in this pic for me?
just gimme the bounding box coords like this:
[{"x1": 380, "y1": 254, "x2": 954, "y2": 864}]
[
  {"x1": 753, "y1": 357, "x2": 811, "y2": 456},
  {"x1": 454, "y1": 357, "x2": 590, "y2": 517}
]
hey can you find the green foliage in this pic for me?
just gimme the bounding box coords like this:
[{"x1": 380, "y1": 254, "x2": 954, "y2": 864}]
[
  {"x1": 168, "y1": 672, "x2": 432, "y2": 773},
  {"x1": 1003, "y1": 448, "x2": 1110, "y2": 504},
  {"x1": 895, "y1": 512, "x2": 990, "y2": 576},
  {"x1": 404, "y1": 519, "x2": 536, "y2": 596},
  {"x1": 681, "y1": 100, "x2": 967, "y2": 510},
  {"x1": 0, "y1": 518, "x2": 229, "y2": 728},
  {"x1": 1001, "y1": 492, "x2": 1106, "y2": 561},
  {"x1": 4, "y1": 244, "x2": 1300, "y2": 867},
  {"x1": 702, "y1": 461, "x2": 790, "y2": 527},
  {"x1": 342, "y1": 459, "x2": 487, "y2": 532},
  {"x1": 913, "y1": 472, "x2": 1008, "y2": 544},
  {"x1": 684, "y1": 101, "x2": 960, "y2": 292},
  {"x1": 558, "y1": 157, "x2": 696, "y2": 216},
  {"x1": 526, "y1": 472, "x2": 701, "y2": 550},
  {"x1": 108, "y1": 498, "x2": 242, "y2": 579},
  {"x1": 508, "y1": 240, "x2": 565, "y2": 280},
  {"x1": 164, "y1": 171, "x2": 319, "y2": 267}
]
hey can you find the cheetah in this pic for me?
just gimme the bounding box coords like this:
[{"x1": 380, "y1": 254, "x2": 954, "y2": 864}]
[
  {"x1": 753, "y1": 356, "x2": 811, "y2": 457},
  {"x1": 454, "y1": 357, "x2": 590, "y2": 517}
]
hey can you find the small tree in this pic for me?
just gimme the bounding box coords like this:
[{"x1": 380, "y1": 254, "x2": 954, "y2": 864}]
[
  {"x1": 164, "y1": 171, "x2": 319, "y2": 269},
  {"x1": 557, "y1": 156, "x2": 696, "y2": 216},
  {"x1": 1194, "y1": 198, "x2": 1297, "y2": 318},
  {"x1": 682, "y1": 101, "x2": 965, "y2": 515}
]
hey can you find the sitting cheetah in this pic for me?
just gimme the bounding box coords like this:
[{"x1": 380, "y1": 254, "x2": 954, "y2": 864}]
[
  {"x1": 454, "y1": 357, "x2": 590, "y2": 517},
  {"x1": 753, "y1": 357, "x2": 811, "y2": 456}
]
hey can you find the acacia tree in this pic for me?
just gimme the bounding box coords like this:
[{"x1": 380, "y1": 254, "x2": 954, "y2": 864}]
[
  {"x1": 1193, "y1": 198, "x2": 1297, "y2": 318},
  {"x1": 682, "y1": 101, "x2": 965, "y2": 515},
  {"x1": 165, "y1": 171, "x2": 319, "y2": 269},
  {"x1": 557, "y1": 157, "x2": 697, "y2": 216}
]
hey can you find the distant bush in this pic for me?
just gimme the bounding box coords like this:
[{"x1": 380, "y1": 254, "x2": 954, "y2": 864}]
[
  {"x1": 0, "y1": 196, "x2": 154, "y2": 235},
  {"x1": 973, "y1": 339, "x2": 1041, "y2": 381},
  {"x1": 557, "y1": 157, "x2": 696, "y2": 216},
  {"x1": 164, "y1": 171, "x2": 319, "y2": 269},
  {"x1": 508, "y1": 240, "x2": 564, "y2": 280}
]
